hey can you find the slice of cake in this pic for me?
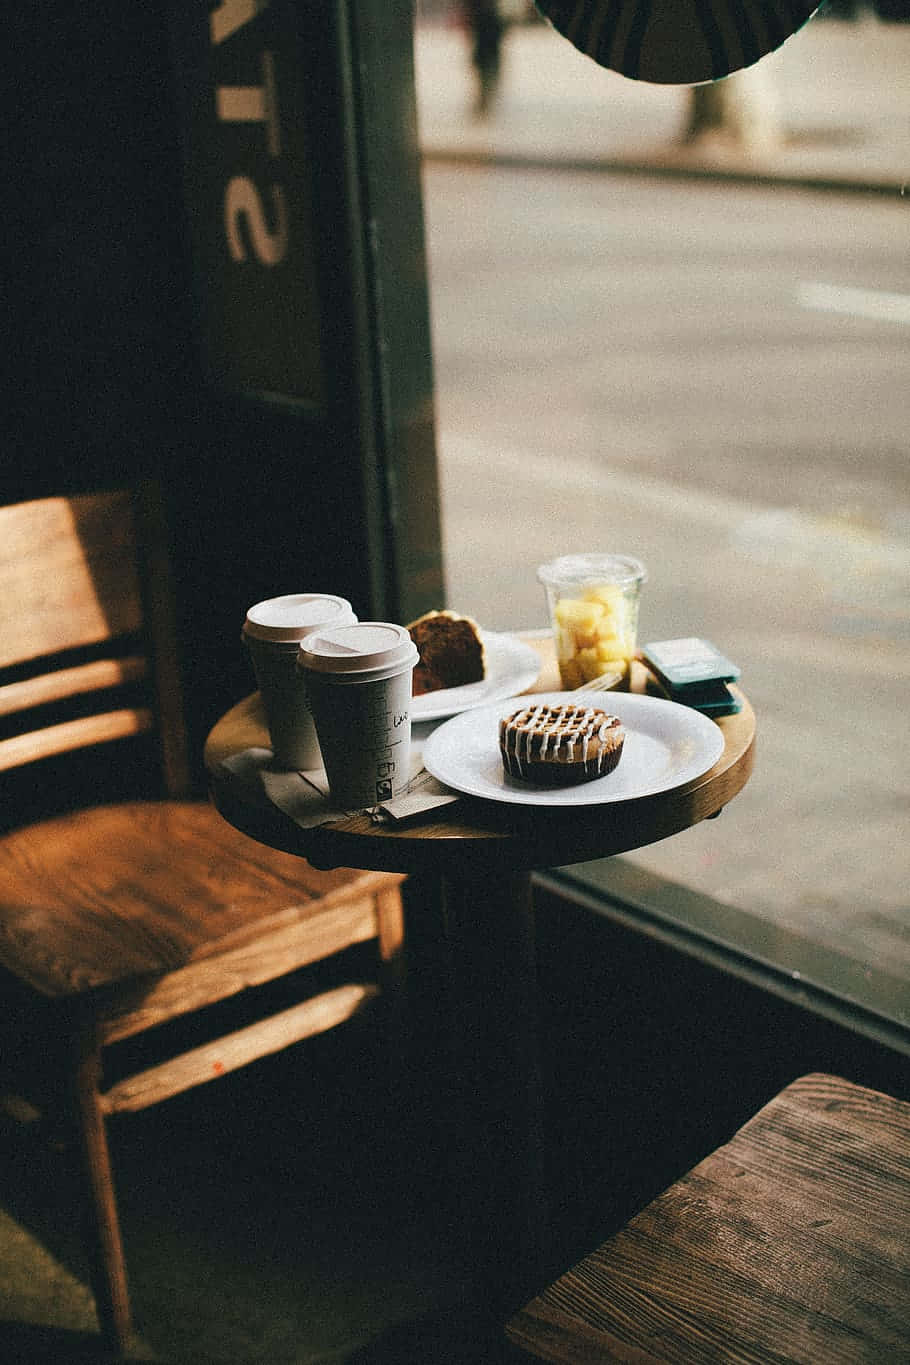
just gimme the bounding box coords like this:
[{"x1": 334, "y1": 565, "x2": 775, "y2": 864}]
[
  {"x1": 500, "y1": 702, "x2": 624, "y2": 785},
  {"x1": 407, "y1": 610, "x2": 486, "y2": 696}
]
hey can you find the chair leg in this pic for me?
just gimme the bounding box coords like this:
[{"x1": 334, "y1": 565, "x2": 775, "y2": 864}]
[
  {"x1": 374, "y1": 884, "x2": 410, "y2": 1128},
  {"x1": 376, "y1": 884, "x2": 406, "y2": 988},
  {"x1": 72, "y1": 1015, "x2": 132, "y2": 1356},
  {"x1": 376, "y1": 885, "x2": 408, "y2": 1057}
]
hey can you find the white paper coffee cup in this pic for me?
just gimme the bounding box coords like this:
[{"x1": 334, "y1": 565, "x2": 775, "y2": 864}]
[
  {"x1": 298, "y1": 621, "x2": 419, "y2": 809},
  {"x1": 242, "y1": 593, "x2": 356, "y2": 770}
]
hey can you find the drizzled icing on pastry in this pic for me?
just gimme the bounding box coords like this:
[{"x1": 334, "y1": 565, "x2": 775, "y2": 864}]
[{"x1": 500, "y1": 703, "x2": 624, "y2": 784}]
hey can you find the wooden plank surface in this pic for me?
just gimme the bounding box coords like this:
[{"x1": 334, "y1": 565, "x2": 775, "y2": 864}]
[
  {"x1": 507, "y1": 1073, "x2": 910, "y2": 1363},
  {"x1": 0, "y1": 798, "x2": 401, "y2": 997},
  {"x1": 0, "y1": 491, "x2": 142, "y2": 669},
  {"x1": 100, "y1": 984, "x2": 380, "y2": 1113},
  {"x1": 0, "y1": 656, "x2": 147, "y2": 718},
  {"x1": 99, "y1": 896, "x2": 382, "y2": 1044},
  {"x1": 0, "y1": 708, "x2": 153, "y2": 773}
]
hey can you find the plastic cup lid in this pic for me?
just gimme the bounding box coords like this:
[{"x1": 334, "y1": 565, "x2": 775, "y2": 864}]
[
  {"x1": 242, "y1": 593, "x2": 355, "y2": 643},
  {"x1": 298, "y1": 622, "x2": 418, "y2": 676},
  {"x1": 537, "y1": 554, "x2": 647, "y2": 590}
]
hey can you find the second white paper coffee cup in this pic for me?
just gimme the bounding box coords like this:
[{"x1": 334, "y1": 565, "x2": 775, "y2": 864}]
[
  {"x1": 242, "y1": 593, "x2": 356, "y2": 770},
  {"x1": 298, "y1": 621, "x2": 419, "y2": 809}
]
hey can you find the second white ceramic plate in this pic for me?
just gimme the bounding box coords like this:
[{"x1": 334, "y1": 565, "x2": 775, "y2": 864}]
[
  {"x1": 410, "y1": 631, "x2": 541, "y2": 722},
  {"x1": 422, "y1": 690, "x2": 725, "y2": 807}
]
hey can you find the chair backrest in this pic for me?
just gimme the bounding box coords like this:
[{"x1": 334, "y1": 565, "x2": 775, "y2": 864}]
[{"x1": 0, "y1": 485, "x2": 190, "y2": 797}]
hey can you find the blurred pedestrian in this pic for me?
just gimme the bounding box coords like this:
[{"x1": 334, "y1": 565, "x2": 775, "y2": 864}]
[
  {"x1": 463, "y1": 0, "x2": 505, "y2": 116},
  {"x1": 684, "y1": 63, "x2": 782, "y2": 156}
]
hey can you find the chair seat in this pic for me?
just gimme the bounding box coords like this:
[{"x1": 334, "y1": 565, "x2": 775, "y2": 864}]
[
  {"x1": 506, "y1": 1073, "x2": 910, "y2": 1363},
  {"x1": 0, "y1": 799, "x2": 400, "y2": 999}
]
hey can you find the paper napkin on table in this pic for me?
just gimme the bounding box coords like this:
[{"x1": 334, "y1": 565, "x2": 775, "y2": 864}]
[
  {"x1": 219, "y1": 746, "x2": 460, "y2": 830},
  {"x1": 368, "y1": 769, "x2": 461, "y2": 823}
]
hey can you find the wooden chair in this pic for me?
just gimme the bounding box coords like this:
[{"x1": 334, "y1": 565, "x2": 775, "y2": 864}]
[
  {"x1": 0, "y1": 486, "x2": 406, "y2": 1356},
  {"x1": 506, "y1": 1072, "x2": 910, "y2": 1362}
]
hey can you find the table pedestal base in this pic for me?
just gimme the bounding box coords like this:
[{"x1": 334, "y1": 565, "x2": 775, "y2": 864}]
[{"x1": 418, "y1": 868, "x2": 547, "y2": 1312}]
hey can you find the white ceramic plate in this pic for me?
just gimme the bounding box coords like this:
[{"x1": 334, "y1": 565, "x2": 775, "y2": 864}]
[
  {"x1": 422, "y1": 690, "x2": 725, "y2": 807},
  {"x1": 410, "y1": 632, "x2": 541, "y2": 723}
]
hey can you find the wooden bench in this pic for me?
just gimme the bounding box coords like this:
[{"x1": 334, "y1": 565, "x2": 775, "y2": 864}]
[{"x1": 506, "y1": 1072, "x2": 910, "y2": 1362}]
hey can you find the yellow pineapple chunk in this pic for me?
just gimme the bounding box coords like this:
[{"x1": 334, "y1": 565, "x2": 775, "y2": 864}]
[
  {"x1": 594, "y1": 657, "x2": 626, "y2": 679},
  {"x1": 575, "y1": 647, "x2": 603, "y2": 682},
  {"x1": 555, "y1": 597, "x2": 604, "y2": 633},
  {"x1": 583, "y1": 583, "x2": 623, "y2": 612},
  {"x1": 553, "y1": 585, "x2": 635, "y2": 689},
  {"x1": 595, "y1": 635, "x2": 631, "y2": 663},
  {"x1": 558, "y1": 659, "x2": 584, "y2": 689}
]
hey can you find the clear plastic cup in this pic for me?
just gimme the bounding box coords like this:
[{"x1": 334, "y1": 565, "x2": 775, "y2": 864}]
[
  {"x1": 242, "y1": 593, "x2": 356, "y2": 770},
  {"x1": 537, "y1": 554, "x2": 647, "y2": 692},
  {"x1": 298, "y1": 622, "x2": 419, "y2": 809}
]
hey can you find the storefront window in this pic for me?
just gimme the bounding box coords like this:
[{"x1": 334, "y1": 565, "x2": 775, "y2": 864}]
[{"x1": 416, "y1": 5, "x2": 910, "y2": 1040}]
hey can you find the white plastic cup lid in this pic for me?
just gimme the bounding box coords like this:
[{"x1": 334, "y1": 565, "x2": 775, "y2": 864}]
[
  {"x1": 298, "y1": 622, "x2": 419, "y2": 678},
  {"x1": 242, "y1": 593, "x2": 355, "y2": 643},
  {"x1": 537, "y1": 554, "x2": 647, "y2": 590}
]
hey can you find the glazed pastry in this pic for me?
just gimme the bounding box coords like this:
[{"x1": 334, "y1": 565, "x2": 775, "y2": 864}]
[{"x1": 500, "y1": 702, "x2": 624, "y2": 785}]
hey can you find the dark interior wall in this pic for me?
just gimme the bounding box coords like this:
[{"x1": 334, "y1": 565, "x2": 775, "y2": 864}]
[
  {"x1": 4, "y1": 4, "x2": 196, "y2": 501},
  {"x1": 3, "y1": 1, "x2": 443, "y2": 786},
  {"x1": 4, "y1": 3, "x2": 256, "y2": 774},
  {"x1": 530, "y1": 882, "x2": 910, "y2": 1269}
]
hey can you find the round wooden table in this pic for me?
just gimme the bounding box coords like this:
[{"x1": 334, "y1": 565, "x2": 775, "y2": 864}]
[
  {"x1": 205, "y1": 656, "x2": 755, "y2": 876},
  {"x1": 205, "y1": 646, "x2": 755, "y2": 1308}
]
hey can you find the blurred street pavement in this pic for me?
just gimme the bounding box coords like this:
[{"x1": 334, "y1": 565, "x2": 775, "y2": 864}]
[
  {"x1": 415, "y1": 11, "x2": 910, "y2": 195},
  {"x1": 412, "y1": 15, "x2": 910, "y2": 1001}
]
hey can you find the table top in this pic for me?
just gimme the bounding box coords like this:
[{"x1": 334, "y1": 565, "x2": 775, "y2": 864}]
[{"x1": 205, "y1": 637, "x2": 755, "y2": 876}]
